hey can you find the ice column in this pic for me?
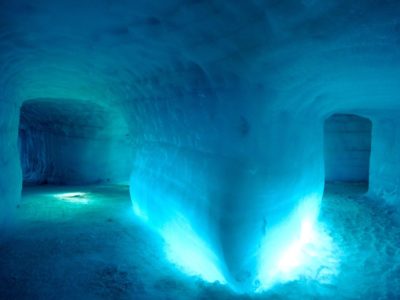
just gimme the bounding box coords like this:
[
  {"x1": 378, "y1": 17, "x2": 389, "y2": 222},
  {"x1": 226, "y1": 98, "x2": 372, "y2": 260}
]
[{"x1": 129, "y1": 110, "x2": 325, "y2": 292}]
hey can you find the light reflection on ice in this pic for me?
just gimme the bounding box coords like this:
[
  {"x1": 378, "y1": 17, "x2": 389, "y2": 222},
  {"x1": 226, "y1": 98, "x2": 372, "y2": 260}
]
[
  {"x1": 256, "y1": 194, "x2": 340, "y2": 292},
  {"x1": 132, "y1": 201, "x2": 149, "y2": 221},
  {"x1": 161, "y1": 214, "x2": 227, "y2": 284},
  {"x1": 54, "y1": 192, "x2": 90, "y2": 204}
]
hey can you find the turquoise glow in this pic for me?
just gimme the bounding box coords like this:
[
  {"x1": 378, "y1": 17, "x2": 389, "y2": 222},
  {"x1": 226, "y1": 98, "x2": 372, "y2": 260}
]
[
  {"x1": 130, "y1": 183, "x2": 226, "y2": 284},
  {"x1": 256, "y1": 194, "x2": 339, "y2": 292},
  {"x1": 132, "y1": 201, "x2": 149, "y2": 222},
  {"x1": 129, "y1": 192, "x2": 339, "y2": 293},
  {"x1": 161, "y1": 214, "x2": 226, "y2": 284}
]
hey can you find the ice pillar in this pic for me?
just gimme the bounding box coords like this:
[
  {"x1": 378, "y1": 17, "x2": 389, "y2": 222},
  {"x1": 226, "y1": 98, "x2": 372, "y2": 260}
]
[
  {"x1": 129, "y1": 109, "x2": 325, "y2": 292},
  {"x1": 218, "y1": 113, "x2": 325, "y2": 291}
]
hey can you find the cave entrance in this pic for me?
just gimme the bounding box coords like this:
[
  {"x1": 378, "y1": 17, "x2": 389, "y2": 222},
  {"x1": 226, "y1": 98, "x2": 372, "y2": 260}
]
[
  {"x1": 18, "y1": 98, "x2": 132, "y2": 186},
  {"x1": 324, "y1": 114, "x2": 372, "y2": 185}
]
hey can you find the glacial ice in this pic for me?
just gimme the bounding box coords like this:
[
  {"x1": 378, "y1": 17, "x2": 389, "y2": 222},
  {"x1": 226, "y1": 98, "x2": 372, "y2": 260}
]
[{"x1": 0, "y1": 0, "x2": 400, "y2": 296}]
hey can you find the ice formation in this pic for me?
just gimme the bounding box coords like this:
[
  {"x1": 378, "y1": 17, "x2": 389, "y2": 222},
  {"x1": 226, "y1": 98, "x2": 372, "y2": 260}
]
[{"x1": 0, "y1": 0, "x2": 400, "y2": 294}]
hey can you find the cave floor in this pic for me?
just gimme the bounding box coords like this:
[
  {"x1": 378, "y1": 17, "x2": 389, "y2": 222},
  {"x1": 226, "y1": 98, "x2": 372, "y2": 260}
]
[{"x1": 0, "y1": 183, "x2": 399, "y2": 299}]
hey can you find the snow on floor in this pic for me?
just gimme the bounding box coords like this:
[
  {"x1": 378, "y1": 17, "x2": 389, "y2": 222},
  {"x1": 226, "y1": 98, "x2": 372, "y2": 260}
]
[{"x1": 0, "y1": 183, "x2": 399, "y2": 299}]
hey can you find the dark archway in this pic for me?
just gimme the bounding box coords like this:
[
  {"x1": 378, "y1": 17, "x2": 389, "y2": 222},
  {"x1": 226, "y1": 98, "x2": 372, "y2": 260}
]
[
  {"x1": 324, "y1": 114, "x2": 372, "y2": 184},
  {"x1": 18, "y1": 98, "x2": 132, "y2": 186}
]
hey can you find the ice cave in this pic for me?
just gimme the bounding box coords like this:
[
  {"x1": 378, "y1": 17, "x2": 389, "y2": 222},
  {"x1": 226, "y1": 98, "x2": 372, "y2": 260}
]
[{"x1": 1, "y1": 1, "x2": 400, "y2": 299}]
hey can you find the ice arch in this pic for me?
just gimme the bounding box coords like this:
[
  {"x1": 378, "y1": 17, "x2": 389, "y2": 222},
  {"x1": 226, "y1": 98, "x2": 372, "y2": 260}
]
[
  {"x1": 19, "y1": 98, "x2": 132, "y2": 185},
  {"x1": 324, "y1": 114, "x2": 372, "y2": 183}
]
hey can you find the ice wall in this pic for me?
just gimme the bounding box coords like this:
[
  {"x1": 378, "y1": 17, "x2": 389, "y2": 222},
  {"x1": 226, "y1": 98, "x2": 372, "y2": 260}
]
[
  {"x1": 369, "y1": 114, "x2": 400, "y2": 206},
  {"x1": 0, "y1": 101, "x2": 22, "y2": 240},
  {"x1": 324, "y1": 114, "x2": 372, "y2": 182}
]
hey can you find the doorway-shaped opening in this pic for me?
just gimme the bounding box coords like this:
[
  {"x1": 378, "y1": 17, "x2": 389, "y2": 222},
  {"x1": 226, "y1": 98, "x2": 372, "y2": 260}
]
[
  {"x1": 324, "y1": 114, "x2": 372, "y2": 185},
  {"x1": 18, "y1": 98, "x2": 132, "y2": 186}
]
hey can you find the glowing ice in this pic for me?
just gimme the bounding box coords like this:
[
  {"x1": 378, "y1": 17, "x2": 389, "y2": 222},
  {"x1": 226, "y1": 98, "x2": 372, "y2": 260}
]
[
  {"x1": 55, "y1": 192, "x2": 89, "y2": 204},
  {"x1": 132, "y1": 201, "x2": 149, "y2": 222},
  {"x1": 0, "y1": 2, "x2": 394, "y2": 296},
  {"x1": 161, "y1": 214, "x2": 226, "y2": 284},
  {"x1": 256, "y1": 195, "x2": 340, "y2": 292},
  {"x1": 129, "y1": 115, "x2": 326, "y2": 293}
]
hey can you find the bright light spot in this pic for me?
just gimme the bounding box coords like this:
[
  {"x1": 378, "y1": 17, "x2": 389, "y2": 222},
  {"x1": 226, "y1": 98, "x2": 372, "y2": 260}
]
[
  {"x1": 161, "y1": 214, "x2": 226, "y2": 284},
  {"x1": 55, "y1": 192, "x2": 89, "y2": 204},
  {"x1": 277, "y1": 218, "x2": 317, "y2": 273},
  {"x1": 256, "y1": 194, "x2": 340, "y2": 292},
  {"x1": 300, "y1": 219, "x2": 314, "y2": 243},
  {"x1": 132, "y1": 201, "x2": 148, "y2": 221}
]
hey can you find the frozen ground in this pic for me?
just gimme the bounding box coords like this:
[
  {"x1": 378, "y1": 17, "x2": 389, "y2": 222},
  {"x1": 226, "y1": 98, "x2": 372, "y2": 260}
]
[{"x1": 0, "y1": 183, "x2": 399, "y2": 299}]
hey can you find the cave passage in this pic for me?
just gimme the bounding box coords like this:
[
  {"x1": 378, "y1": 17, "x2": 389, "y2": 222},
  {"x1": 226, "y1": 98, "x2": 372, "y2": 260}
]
[
  {"x1": 324, "y1": 114, "x2": 372, "y2": 185},
  {"x1": 18, "y1": 99, "x2": 132, "y2": 186},
  {"x1": 1, "y1": 1, "x2": 400, "y2": 299}
]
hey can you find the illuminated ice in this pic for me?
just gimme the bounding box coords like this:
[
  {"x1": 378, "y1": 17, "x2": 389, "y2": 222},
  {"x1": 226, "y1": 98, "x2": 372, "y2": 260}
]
[
  {"x1": 256, "y1": 194, "x2": 323, "y2": 290},
  {"x1": 55, "y1": 192, "x2": 89, "y2": 204},
  {"x1": 0, "y1": 1, "x2": 400, "y2": 298},
  {"x1": 130, "y1": 115, "x2": 325, "y2": 292},
  {"x1": 161, "y1": 214, "x2": 226, "y2": 284}
]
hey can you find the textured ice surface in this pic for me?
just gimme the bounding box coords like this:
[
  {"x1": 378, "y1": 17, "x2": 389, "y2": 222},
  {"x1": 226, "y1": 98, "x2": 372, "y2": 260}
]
[
  {"x1": 130, "y1": 114, "x2": 325, "y2": 292},
  {"x1": 1, "y1": 0, "x2": 400, "y2": 294},
  {"x1": 369, "y1": 115, "x2": 400, "y2": 206},
  {"x1": 0, "y1": 183, "x2": 399, "y2": 299}
]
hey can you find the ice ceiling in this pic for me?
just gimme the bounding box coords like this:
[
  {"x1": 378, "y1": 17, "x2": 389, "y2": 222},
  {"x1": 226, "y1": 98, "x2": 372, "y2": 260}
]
[{"x1": 1, "y1": 0, "x2": 400, "y2": 294}]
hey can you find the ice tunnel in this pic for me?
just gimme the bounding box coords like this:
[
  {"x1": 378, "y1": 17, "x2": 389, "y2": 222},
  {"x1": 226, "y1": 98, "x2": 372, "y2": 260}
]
[
  {"x1": 19, "y1": 98, "x2": 132, "y2": 185},
  {"x1": 324, "y1": 114, "x2": 372, "y2": 183},
  {"x1": 1, "y1": 0, "x2": 400, "y2": 299}
]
